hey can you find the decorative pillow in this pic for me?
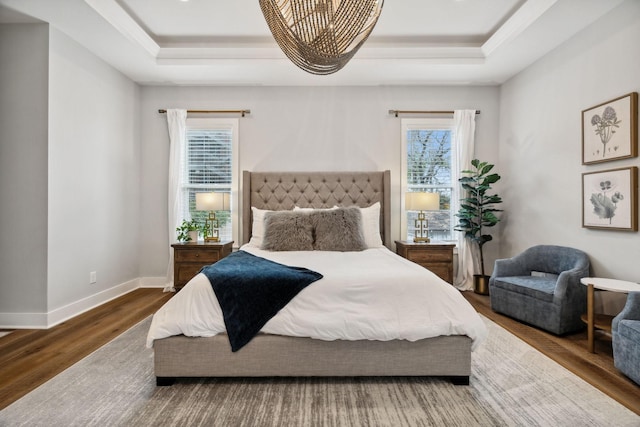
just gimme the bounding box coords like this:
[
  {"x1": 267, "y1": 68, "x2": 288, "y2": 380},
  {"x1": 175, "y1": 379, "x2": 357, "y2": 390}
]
[
  {"x1": 360, "y1": 202, "x2": 383, "y2": 248},
  {"x1": 261, "y1": 211, "x2": 314, "y2": 251},
  {"x1": 249, "y1": 207, "x2": 272, "y2": 247},
  {"x1": 311, "y1": 207, "x2": 366, "y2": 252}
]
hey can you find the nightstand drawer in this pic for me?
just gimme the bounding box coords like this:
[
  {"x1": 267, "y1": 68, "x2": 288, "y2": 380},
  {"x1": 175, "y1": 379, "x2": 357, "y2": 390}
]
[
  {"x1": 175, "y1": 250, "x2": 221, "y2": 263},
  {"x1": 407, "y1": 250, "x2": 452, "y2": 263},
  {"x1": 422, "y1": 263, "x2": 450, "y2": 281},
  {"x1": 176, "y1": 264, "x2": 207, "y2": 283}
]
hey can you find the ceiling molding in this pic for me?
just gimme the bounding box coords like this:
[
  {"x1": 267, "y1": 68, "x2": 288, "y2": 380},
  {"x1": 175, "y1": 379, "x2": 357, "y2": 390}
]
[
  {"x1": 156, "y1": 45, "x2": 486, "y2": 64},
  {"x1": 482, "y1": 0, "x2": 558, "y2": 56},
  {"x1": 84, "y1": 0, "x2": 159, "y2": 57}
]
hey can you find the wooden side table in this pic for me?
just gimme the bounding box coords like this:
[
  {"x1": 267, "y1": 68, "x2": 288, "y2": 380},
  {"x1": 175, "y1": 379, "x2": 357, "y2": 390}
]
[
  {"x1": 395, "y1": 240, "x2": 456, "y2": 284},
  {"x1": 171, "y1": 241, "x2": 233, "y2": 290},
  {"x1": 580, "y1": 277, "x2": 640, "y2": 353}
]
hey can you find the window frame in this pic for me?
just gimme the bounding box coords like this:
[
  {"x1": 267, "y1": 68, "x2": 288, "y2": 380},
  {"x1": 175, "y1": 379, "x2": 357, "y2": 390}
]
[
  {"x1": 400, "y1": 117, "x2": 459, "y2": 243},
  {"x1": 183, "y1": 117, "x2": 239, "y2": 245}
]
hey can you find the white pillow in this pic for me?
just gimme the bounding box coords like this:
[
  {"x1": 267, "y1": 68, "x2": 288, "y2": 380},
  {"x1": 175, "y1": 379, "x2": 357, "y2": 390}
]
[
  {"x1": 360, "y1": 202, "x2": 383, "y2": 248},
  {"x1": 249, "y1": 207, "x2": 272, "y2": 247},
  {"x1": 293, "y1": 205, "x2": 338, "y2": 212}
]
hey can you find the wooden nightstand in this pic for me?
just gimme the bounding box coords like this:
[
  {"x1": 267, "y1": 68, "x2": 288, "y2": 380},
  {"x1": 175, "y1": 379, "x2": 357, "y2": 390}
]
[
  {"x1": 171, "y1": 241, "x2": 233, "y2": 290},
  {"x1": 395, "y1": 240, "x2": 456, "y2": 284}
]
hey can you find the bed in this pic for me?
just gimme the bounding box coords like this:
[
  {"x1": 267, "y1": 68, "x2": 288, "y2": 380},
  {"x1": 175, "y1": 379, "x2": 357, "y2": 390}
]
[{"x1": 148, "y1": 171, "x2": 487, "y2": 385}]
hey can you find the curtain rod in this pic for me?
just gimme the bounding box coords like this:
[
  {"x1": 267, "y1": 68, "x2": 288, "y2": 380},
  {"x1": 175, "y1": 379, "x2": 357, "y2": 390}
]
[
  {"x1": 158, "y1": 109, "x2": 251, "y2": 117},
  {"x1": 389, "y1": 110, "x2": 480, "y2": 117}
]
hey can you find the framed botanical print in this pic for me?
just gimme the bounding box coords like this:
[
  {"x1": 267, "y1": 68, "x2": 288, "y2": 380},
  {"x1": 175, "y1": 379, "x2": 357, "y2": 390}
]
[
  {"x1": 582, "y1": 166, "x2": 638, "y2": 231},
  {"x1": 582, "y1": 92, "x2": 637, "y2": 165}
]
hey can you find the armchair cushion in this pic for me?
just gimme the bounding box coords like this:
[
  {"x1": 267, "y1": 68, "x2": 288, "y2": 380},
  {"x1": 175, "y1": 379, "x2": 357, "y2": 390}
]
[{"x1": 492, "y1": 276, "x2": 557, "y2": 302}]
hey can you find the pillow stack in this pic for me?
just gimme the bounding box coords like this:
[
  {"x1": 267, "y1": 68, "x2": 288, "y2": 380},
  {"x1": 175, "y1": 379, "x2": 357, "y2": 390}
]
[{"x1": 250, "y1": 203, "x2": 383, "y2": 252}]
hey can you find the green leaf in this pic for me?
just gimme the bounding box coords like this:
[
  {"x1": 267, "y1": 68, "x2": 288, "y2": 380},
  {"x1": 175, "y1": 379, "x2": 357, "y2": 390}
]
[
  {"x1": 482, "y1": 174, "x2": 501, "y2": 185},
  {"x1": 480, "y1": 163, "x2": 494, "y2": 175}
]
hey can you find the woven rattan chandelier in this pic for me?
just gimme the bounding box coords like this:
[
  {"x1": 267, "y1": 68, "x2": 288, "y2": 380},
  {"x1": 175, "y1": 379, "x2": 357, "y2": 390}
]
[{"x1": 259, "y1": 0, "x2": 384, "y2": 75}]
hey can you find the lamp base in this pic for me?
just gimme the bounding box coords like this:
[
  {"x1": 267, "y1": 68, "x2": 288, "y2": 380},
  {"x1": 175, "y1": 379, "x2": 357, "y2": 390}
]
[{"x1": 413, "y1": 237, "x2": 431, "y2": 243}]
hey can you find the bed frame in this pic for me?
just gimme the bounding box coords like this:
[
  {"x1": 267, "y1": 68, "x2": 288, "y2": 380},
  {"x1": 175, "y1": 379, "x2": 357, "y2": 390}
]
[{"x1": 154, "y1": 171, "x2": 472, "y2": 385}]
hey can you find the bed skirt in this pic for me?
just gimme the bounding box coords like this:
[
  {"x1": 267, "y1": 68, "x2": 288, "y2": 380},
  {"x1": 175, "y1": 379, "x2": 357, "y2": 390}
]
[{"x1": 154, "y1": 333, "x2": 472, "y2": 385}]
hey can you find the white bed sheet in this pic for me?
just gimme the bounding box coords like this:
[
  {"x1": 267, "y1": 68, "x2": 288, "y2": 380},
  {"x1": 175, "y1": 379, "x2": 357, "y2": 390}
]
[{"x1": 146, "y1": 245, "x2": 487, "y2": 350}]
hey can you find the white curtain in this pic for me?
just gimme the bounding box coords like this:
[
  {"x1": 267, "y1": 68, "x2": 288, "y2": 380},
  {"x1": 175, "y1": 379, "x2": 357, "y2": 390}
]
[
  {"x1": 453, "y1": 110, "x2": 476, "y2": 291},
  {"x1": 164, "y1": 109, "x2": 188, "y2": 292}
]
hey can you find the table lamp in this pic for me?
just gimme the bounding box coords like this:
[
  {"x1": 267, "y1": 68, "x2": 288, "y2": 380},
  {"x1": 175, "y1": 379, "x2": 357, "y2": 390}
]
[
  {"x1": 195, "y1": 192, "x2": 230, "y2": 242},
  {"x1": 406, "y1": 192, "x2": 440, "y2": 243}
]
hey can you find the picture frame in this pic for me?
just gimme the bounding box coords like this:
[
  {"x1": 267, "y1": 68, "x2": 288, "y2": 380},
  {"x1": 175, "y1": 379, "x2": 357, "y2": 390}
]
[
  {"x1": 582, "y1": 166, "x2": 638, "y2": 231},
  {"x1": 582, "y1": 92, "x2": 637, "y2": 165}
]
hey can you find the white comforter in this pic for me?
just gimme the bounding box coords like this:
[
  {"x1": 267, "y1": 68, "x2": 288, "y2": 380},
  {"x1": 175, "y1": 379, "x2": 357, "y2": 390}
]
[{"x1": 146, "y1": 245, "x2": 487, "y2": 350}]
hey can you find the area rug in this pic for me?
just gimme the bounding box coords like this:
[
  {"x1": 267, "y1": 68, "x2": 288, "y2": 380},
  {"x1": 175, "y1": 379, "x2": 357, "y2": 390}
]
[{"x1": 1, "y1": 316, "x2": 637, "y2": 427}]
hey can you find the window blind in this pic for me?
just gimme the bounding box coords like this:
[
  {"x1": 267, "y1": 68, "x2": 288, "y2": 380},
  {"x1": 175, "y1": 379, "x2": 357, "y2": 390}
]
[{"x1": 186, "y1": 129, "x2": 233, "y2": 186}]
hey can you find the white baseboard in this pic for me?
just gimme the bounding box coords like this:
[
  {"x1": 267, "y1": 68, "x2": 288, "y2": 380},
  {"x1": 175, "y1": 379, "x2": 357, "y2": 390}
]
[
  {"x1": 46, "y1": 279, "x2": 141, "y2": 328},
  {"x1": 139, "y1": 276, "x2": 168, "y2": 288},
  {"x1": 0, "y1": 278, "x2": 145, "y2": 329},
  {"x1": 0, "y1": 311, "x2": 49, "y2": 329}
]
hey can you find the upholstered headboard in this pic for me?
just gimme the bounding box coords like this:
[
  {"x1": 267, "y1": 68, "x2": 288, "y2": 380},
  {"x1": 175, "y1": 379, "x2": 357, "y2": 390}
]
[{"x1": 242, "y1": 171, "x2": 391, "y2": 248}]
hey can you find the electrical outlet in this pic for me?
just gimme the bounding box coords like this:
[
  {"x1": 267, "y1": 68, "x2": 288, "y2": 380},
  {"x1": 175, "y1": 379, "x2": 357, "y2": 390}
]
[{"x1": 90, "y1": 271, "x2": 97, "y2": 284}]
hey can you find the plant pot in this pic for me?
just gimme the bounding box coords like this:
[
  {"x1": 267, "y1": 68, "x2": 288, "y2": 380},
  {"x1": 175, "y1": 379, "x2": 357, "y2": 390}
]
[
  {"x1": 474, "y1": 274, "x2": 490, "y2": 295},
  {"x1": 188, "y1": 230, "x2": 199, "y2": 242}
]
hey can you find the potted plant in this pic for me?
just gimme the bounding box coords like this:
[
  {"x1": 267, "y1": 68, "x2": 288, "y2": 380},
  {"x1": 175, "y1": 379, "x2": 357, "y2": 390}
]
[
  {"x1": 455, "y1": 159, "x2": 503, "y2": 295},
  {"x1": 176, "y1": 219, "x2": 200, "y2": 242}
]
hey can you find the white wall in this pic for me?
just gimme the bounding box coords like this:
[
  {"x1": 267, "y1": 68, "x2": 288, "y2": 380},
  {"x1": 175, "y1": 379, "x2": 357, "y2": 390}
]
[
  {"x1": 0, "y1": 24, "x2": 141, "y2": 327},
  {"x1": 47, "y1": 28, "x2": 141, "y2": 313},
  {"x1": 0, "y1": 24, "x2": 49, "y2": 320},
  {"x1": 499, "y1": 1, "x2": 640, "y2": 287},
  {"x1": 139, "y1": 85, "x2": 500, "y2": 278}
]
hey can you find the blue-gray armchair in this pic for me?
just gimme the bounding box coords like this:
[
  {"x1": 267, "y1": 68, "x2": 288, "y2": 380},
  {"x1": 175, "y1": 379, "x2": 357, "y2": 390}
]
[
  {"x1": 612, "y1": 292, "x2": 640, "y2": 385},
  {"x1": 489, "y1": 245, "x2": 590, "y2": 335}
]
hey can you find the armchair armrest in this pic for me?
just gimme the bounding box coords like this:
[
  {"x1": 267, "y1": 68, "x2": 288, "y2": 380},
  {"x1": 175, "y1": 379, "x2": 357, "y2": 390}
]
[
  {"x1": 489, "y1": 253, "x2": 531, "y2": 286},
  {"x1": 552, "y1": 265, "x2": 590, "y2": 301},
  {"x1": 613, "y1": 292, "x2": 640, "y2": 332}
]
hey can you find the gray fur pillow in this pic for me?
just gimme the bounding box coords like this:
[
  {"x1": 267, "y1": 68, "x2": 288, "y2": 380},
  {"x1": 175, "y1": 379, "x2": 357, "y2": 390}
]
[
  {"x1": 261, "y1": 211, "x2": 314, "y2": 251},
  {"x1": 311, "y1": 207, "x2": 366, "y2": 252}
]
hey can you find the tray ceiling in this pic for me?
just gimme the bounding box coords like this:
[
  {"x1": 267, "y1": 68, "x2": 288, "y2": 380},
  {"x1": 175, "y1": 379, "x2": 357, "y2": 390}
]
[{"x1": 0, "y1": 0, "x2": 625, "y2": 86}]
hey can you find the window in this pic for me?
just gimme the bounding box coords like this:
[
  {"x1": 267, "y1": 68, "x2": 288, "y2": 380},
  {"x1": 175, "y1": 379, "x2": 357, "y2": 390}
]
[
  {"x1": 401, "y1": 118, "x2": 458, "y2": 242},
  {"x1": 181, "y1": 118, "x2": 239, "y2": 243}
]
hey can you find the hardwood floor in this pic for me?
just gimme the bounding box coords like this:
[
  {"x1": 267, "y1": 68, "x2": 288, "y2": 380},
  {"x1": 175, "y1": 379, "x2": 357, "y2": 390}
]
[
  {"x1": 463, "y1": 291, "x2": 640, "y2": 416},
  {"x1": 0, "y1": 288, "x2": 638, "y2": 416},
  {"x1": 0, "y1": 288, "x2": 173, "y2": 411}
]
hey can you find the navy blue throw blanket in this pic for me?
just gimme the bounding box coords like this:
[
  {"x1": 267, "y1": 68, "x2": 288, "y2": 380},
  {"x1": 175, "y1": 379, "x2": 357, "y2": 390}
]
[{"x1": 200, "y1": 251, "x2": 323, "y2": 352}]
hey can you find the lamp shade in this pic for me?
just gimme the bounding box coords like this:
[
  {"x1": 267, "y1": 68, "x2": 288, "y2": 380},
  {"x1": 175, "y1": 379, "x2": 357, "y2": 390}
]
[
  {"x1": 406, "y1": 192, "x2": 439, "y2": 211},
  {"x1": 196, "y1": 192, "x2": 230, "y2": 211}
]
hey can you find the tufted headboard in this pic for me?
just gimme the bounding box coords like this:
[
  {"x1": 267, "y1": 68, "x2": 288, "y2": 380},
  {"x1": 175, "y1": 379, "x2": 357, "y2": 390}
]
[{"x1": 242, "y1": 171, "x2": 391, "y2": 248}]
